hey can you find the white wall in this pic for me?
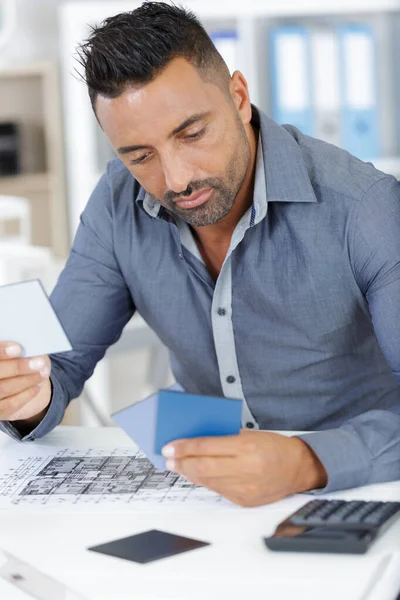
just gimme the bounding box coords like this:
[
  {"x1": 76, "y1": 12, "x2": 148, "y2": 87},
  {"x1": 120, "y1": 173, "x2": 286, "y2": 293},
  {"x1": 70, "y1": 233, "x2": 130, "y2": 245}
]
[{"x1": 0, "y1": 0, "x2": 62, "y2": 64}]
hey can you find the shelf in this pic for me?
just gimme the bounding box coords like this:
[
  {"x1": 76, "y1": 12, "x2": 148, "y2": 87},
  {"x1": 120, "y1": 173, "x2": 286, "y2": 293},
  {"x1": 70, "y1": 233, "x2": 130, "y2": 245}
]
[
  {"x1": 0, "y1": 60, "x2": 55, "y2": 79},
  {"x1": 0, "y1": 172, "x2": 51, "y2": 196},
  {"x1": 63, "y1": 0, "x2": 400, "y2": 19},
  {"x1": 247, "y1": 0, "x2": 400, "y2": 18}
]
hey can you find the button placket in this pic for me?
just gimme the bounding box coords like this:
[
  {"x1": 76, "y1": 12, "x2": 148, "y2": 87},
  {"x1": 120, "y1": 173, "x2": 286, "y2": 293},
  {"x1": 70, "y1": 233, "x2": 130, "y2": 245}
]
[{"x1": 211, "y1": 248, "x2": 259, "y2": 430}]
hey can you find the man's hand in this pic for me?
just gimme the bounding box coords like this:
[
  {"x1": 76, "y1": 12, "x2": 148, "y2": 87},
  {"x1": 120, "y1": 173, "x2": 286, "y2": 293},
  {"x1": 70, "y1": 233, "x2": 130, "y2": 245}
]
[
  {"x1": 162, "y1": 431, "x2": 327, "y2": 507},
  {"x1": 0, "y1": 342, "x2": 52, "y2": 430}
]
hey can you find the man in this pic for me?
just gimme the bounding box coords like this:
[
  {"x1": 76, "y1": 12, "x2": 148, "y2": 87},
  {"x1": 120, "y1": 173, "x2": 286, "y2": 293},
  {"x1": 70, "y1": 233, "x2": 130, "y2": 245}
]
[{"x1": 0, "y1": 2, "x2": 399, "y2": 507}]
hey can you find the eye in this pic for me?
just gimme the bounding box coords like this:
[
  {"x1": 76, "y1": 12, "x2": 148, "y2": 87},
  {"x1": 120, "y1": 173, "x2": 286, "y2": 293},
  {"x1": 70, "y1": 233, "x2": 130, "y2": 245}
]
[
  {"x1": 184, "y1": 127, "x2": 206, "y2": 141},
  {"x1": 129, "y1": 152, "x2": 151, "y2": 166}
]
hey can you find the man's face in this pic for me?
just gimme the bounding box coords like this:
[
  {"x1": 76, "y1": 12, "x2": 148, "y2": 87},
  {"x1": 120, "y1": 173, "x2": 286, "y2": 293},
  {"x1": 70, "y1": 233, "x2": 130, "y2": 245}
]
[{"x1": 95, "y1": 57, "x2": 251, "y2": 227}]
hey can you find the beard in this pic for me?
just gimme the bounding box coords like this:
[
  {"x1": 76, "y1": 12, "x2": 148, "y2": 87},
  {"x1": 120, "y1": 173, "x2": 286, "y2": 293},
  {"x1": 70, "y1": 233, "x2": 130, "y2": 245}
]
[{"x1": 150, "y1": 117, "x2": 251, "y2": 227}]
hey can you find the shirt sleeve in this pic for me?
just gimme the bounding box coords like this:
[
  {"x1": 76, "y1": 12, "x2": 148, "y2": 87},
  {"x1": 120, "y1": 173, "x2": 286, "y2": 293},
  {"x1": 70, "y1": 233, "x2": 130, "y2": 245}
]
[
  {"x1": 0, "y1": 167, "x2": 135, "y2": 441},
  {"x1": 297, "y1": 174, "x2": 400, "y2": 493}
]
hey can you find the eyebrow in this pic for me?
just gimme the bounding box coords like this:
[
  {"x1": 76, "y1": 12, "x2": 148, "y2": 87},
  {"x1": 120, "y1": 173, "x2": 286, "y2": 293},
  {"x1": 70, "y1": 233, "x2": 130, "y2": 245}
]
[{"x1": 117, "y1": 111, "x2": 211, "y2": 155}]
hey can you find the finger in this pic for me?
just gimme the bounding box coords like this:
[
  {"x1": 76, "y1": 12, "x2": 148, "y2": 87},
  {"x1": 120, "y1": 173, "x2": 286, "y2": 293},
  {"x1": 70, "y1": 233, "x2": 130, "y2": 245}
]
[
  {"x1": 0, "y1": 373, "x2": 45, "y2": 400},
  {"x1": 0, "y1": 355, "x2": 50, "y2": 379},
  {"x1": 0, "y1": 342, "x2": 22, "y2": 359},
  {"x1": 0, "y1": 384, "x2": 44, "y2": 421},
  {"x1": 162, "y1": 434, "x2": 242, "y2": 459},
  {"x1": 167, "y1": 456, "x2": 238, "y2": 480}
]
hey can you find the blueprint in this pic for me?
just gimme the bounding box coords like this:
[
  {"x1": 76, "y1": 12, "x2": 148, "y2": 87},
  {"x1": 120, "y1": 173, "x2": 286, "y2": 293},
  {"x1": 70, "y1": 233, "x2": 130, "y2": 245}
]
[{"x1": 0, "y1": 445, "x2": 234, "y2": 512}]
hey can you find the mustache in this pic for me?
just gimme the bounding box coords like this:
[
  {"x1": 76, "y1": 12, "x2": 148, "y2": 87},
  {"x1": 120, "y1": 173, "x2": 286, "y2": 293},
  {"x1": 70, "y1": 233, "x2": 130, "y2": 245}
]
[{"x1": 164, "y1": 178, "x2": 221, "y2": 203}]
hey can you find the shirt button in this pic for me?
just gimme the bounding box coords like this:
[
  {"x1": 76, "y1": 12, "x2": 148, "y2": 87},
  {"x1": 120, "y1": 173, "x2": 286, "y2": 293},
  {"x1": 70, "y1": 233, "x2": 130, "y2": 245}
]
[
  {"x1": 246, "y1": 422, "x2": 255, "y2": 429},
  {"x1": 226, "y1": 375, "x2": 236, "y2": 384},
  {"x1": 217, "y1": 308, "x2": 226, "y2": 316}
]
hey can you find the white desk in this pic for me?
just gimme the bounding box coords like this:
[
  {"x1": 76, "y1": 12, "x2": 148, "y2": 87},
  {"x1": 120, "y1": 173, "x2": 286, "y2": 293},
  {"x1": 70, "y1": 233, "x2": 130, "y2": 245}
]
[{"x1": 0, "y1": 426, "x2": 399, "y2": 600}]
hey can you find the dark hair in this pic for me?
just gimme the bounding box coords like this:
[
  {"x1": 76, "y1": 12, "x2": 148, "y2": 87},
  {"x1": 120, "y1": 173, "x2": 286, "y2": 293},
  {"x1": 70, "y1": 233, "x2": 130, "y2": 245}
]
[{"x1": 77, "y1": 1, "x2": 231, "y2": 110}]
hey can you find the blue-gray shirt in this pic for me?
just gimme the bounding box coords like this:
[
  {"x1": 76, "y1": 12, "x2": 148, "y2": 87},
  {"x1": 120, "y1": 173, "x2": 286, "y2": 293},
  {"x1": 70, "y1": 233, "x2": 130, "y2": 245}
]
[{"x1": 2, "y1": 108, "x2": 400, "y2": 493}]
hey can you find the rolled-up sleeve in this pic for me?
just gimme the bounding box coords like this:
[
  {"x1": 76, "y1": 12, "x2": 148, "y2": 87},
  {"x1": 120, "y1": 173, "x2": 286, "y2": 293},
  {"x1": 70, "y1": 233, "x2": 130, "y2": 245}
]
[
  {"x1": 0, "y1": 166, "x2": 135, "y2": 441},
  {"x1": 0, "y1": 375, "x2": 69, "y2": 441},
  {"x1": 298, "y1": 175, "x2": 400, "y2": 493}
]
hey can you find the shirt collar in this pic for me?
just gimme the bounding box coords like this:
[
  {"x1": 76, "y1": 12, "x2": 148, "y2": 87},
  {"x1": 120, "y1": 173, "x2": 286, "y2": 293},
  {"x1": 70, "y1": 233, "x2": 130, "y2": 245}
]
[
  {"x1": 142, "y1": 190, "x2": 162, "y2": 218},
  {"x1": 258, "y1": 108, "x2": 317, "y2": 205},
  {"x1": 251, "y1": 120, "x2": 267, "y2": 226}
]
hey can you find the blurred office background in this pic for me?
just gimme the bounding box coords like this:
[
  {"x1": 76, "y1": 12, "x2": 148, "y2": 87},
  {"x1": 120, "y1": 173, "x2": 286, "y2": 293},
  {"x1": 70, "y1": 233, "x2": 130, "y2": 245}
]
[{"x1": 1, "y1": 0, "x2": 400, "y2": 426}]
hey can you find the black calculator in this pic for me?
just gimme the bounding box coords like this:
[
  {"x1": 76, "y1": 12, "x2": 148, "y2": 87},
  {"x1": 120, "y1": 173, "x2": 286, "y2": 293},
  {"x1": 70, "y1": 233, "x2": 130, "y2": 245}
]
[{"x1": 264, "y1": 499, "x2": 400, "y2": 554}]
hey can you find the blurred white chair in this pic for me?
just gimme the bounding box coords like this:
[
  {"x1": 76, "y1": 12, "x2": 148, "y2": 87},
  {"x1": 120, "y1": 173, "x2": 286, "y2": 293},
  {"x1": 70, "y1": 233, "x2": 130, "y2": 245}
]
[
  {"x1": 0, "y1": 195, "x2": 31, "y2": 245},
  {"x1": 0, "y1": 195, "x2": 60, "y2": 292},
  {"x1": 0, "y1": 242, "x2": 57, "y2": 292}
]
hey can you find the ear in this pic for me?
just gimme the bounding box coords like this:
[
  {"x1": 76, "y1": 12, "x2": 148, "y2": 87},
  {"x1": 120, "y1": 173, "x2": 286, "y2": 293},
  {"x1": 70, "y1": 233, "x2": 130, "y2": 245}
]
[{"x1": 229, "y1": 71, "x2": 252, "y2": 125}]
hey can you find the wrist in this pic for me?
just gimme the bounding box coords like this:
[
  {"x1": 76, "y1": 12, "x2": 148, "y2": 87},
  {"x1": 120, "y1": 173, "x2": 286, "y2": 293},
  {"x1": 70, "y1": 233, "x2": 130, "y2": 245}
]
[
  {"x1": 13, "y1": 378, "x2": 52, "y2": 435},
  {"x1": 290, "y1": 437, "x2": 328, "y2": 493}
]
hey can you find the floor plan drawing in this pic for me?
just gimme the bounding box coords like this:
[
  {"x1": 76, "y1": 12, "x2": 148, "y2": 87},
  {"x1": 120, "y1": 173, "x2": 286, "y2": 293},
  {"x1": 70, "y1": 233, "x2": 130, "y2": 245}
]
[
  {"x1": 17, "y1": 454, "x2": 184, "y2": 497},
  {"x1": 0, "y1": 446, "x2": 232, "y2": 512}
]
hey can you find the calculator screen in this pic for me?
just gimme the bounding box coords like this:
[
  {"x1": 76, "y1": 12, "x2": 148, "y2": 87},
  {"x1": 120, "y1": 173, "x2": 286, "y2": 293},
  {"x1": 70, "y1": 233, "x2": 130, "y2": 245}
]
[
  {"x1": 271, "y1": 518, "x2": 367, "y2": 541},
  {"x1": 271, "y1": 520, "x2": 308, "y2": 538}
]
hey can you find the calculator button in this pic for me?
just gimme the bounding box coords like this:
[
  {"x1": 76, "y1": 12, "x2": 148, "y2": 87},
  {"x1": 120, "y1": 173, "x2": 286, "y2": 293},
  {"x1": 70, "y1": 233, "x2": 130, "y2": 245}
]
[
  {"x1": 340, "y1": 501, "x2": 362, "y2": 518},
  {"x1": 292, "y1": 500, "x2": 322, "y2": 520},
  {"x1": 288, "y1": 499, "x2": 400, "y2": 532},
  {"x1": 363, "y1": 503, "x2": 400, "y2": 526}
]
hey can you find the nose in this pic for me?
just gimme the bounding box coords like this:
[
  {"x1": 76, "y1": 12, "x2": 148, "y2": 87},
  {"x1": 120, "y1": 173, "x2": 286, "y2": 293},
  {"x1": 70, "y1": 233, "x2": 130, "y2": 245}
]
[{"x1": 162, "y1": 151, "x2": 194, "y2": 194}]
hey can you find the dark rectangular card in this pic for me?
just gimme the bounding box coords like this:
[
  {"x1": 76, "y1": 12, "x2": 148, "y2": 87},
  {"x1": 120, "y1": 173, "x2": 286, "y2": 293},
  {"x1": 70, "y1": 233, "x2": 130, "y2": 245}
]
[{"x1": 88, "y1": 529, "x2": 210, "y2": 564}]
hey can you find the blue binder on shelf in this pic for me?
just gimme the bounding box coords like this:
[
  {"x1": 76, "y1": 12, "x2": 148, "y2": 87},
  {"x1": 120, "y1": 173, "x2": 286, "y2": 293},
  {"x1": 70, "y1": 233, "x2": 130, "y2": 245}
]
[
  {"x1": 338, "y1": 24, "x2": 380, "y2": 160},
  {"x1": 269, "y1": 25, "x2": 314, "y2": 136},
  {"x1": 310, "y1": 26, "x2": 341, "y2": 147},
  {"x1": 210, "y1": 30, "x2": 238, "y2": 75}
]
